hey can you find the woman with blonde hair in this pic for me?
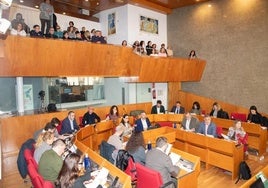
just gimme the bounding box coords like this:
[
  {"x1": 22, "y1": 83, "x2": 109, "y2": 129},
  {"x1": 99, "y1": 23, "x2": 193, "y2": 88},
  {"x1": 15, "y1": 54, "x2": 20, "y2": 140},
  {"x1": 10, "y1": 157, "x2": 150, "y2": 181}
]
[{"x1": 34, "y1": 131, "x2": 54, "y2": 163}]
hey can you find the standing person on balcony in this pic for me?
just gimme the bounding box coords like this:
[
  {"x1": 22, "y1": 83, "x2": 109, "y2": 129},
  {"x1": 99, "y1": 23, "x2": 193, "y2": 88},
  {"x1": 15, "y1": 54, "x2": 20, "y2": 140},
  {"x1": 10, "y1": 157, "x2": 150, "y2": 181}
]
[{"x1": 39, "y1": 0, "x2": 54, "y2": 35}]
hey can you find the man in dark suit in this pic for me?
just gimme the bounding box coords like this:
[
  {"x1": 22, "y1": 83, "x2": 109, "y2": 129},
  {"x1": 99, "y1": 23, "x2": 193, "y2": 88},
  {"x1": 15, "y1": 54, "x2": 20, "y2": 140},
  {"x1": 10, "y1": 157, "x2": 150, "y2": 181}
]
[
  {"x1": 170, "y1": 101, "x2": 185, "y2": 114},
  {"x1": 135, "y1": 112, "x2": 151, "y2": 132},
  {"x1": 151, "y1": 100, "x2": 165, "y2": 114},
  {"x1": 60, "y1": 111, "x2": 79, "y2": 135},
  {"x1": 198, "y1": 115, "x2": 217, "y2": 137},
  {"x1": 181, "y1": 112, "x2": 199, "y2": 132}
]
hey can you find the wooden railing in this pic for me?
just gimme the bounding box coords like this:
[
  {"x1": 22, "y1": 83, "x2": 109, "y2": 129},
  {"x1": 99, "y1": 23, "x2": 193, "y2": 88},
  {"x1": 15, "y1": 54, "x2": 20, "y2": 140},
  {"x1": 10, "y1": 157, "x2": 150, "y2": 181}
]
[{"x1": 0, "y1": 36, "x2": 206, "y2": 82}]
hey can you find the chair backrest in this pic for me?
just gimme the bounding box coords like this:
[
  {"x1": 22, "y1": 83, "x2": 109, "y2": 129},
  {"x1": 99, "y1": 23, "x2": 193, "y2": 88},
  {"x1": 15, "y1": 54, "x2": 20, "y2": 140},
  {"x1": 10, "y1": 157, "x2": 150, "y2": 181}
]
[
  {"x1": 99, "y1": 141, "x2": 115, "y2": 163},
  {"x1": 124, "y1": 156, "x2": 137, "y2": 181},
  {"x1": 56, "y1": 121, "x2": 62, "y2": 134},
  {"x1": 135, "y1": 163, "x2": 163, "y2": 188},
  {"x1": 27, "y1": 162, "x2": 54, "y2": 188},
  {"x1": 230, "y1": 113, "x2": 247, "y2": 122},
  {"x1": 216, "y1": 126, "x2": 223, "y2": 138},
  {"x1": 24, "y1": 149, "x2": 38, "y2": 170}
]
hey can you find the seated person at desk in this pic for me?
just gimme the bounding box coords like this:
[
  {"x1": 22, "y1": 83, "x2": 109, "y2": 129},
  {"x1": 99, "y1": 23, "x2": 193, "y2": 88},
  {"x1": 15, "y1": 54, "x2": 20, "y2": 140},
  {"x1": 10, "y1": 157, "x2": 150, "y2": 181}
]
[
  {"x1": 33, "y1": 122, "x2": 56, "y2": 141},
  {"x1": 146, "y1": 137, "x2": 180, "y2": 188},
  {"x1": 39, "y1": 139, "x2": 66, "y2": 182},
  {"x1": 134, "y1": 112, "x2": 151, "y2": 132},
  {"x1": 82, "y1": 106, "x2": 101, "y2": 126},
  {"x1": 55, "y1": 153, "x2": 91, "y2": 188},
  {"x1": 170, "y1": 101, "x2": 185, "y2": 114},
  {"x1": 181, "y1": 112, "x2": 199, "y2": 132},
  {"x1": 125, "y1": 131, "x2": 146, "y2": 165},
  {"x1": 107, "y1": 126, "x2": 125, "y2": 150},
  {"x1": 119, "y1": 114, "x2": 133, "y2": 136},
  {"x1": 34, "y1": 131, "x2": 54, "y2": 164},
  {"x1": 198, "y1": 115, "x2": 217, "y2": 137},
  {"x1": 209, "y1": 102, "x2": 229, "y2": 119},
  {"x1": 106, "y1": 105, "x2": 120, "y2": 122},
  {"x1": 247, "y1": 105, "x2": 263, "y2": 124},
  {"x1": 227, "y1": 120, "x2": 248, "y2": 152},
  {"x1": 50, "y1": 117, "x2": 62, "y2": 138},
  {"x1": 60, "y1": 111, "x2": 80, "y2": 135},
  {"x1": 190, "y1": 101, "x2": 201, "y2": 115},
  {"x1": 151, "y1": 100, "x2": 165, "y2": 114}
]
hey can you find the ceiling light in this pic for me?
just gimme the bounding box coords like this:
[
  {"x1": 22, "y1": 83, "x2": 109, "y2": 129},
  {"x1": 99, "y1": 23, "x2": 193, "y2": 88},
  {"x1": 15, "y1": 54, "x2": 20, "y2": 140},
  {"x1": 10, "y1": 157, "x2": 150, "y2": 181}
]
[
  {"x1": 208, "y1": 4, "x2": 212, "y2": 7},
  {"x1": 35, "y1": 5, "x2": 39, "y2": 8},
  {"x1": 19, "y1": 0, "x2": 24, "y2": 3},
  {"x1": 63, "y1": 12, "x2": 66, "y2": 15}
]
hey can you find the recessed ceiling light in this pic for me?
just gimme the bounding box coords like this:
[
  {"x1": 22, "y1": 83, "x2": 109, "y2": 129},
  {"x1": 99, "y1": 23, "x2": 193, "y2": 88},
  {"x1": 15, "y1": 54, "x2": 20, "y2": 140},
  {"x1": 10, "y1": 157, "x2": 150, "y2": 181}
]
[
  {"x1": 85, "y1": 0, "x2": 88, "y2": 1},
  {"x1": 35, "y1": 5, "x2": 39, "y2": 8},
  {"x1": 19, "y1": 0, "x2": 24, "y2": 3},
  {"x1": 63, "y1": 12, "x2": 66, "y2": 15},
  {"x1": 208, "y1": 4, "x2": 212, "y2": 7}
]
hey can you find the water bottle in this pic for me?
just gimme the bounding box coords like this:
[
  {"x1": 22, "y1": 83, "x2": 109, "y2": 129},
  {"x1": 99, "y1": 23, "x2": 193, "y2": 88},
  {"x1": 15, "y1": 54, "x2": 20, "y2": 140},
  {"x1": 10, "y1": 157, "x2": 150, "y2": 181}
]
[
  {"x1": 147, "y1": 141, "x2": 152, "y2": 150},
  {"x1": 84, "y1": 153, "x2": 91, "y2": 170},
  {"x1": 173, "y1": 122, "x2": 177, "y2": 128}
]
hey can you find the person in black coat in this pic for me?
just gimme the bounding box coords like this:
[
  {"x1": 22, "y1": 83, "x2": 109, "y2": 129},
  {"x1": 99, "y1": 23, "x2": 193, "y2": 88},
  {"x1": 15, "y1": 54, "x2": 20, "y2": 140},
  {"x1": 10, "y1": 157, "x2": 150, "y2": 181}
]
[
  {"x1": 209, "y1": 102, "x2": 229, "y2": 119},
  {"x1": 170, "y1": 101, "x2": 185, "y2": 114},
  {"x1": 151, "y1": 100, "x2": 165, "y2": 114},
  {"x1": 247, "y1": 105, "x2": 263, "y2": 124}
]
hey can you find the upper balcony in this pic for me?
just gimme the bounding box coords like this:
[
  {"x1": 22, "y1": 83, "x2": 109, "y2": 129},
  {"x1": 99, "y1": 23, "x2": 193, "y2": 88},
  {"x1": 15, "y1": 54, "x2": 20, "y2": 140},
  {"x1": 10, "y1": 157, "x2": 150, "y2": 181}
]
[{"x1": 0, "y1": 36, "x2": 206, "y2": 82}]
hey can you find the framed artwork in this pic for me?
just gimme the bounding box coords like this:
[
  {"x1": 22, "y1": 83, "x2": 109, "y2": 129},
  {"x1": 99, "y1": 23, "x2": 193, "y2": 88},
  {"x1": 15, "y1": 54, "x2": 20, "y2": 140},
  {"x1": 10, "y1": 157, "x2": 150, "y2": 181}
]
[
  {"x1": 108, "y1": 12, "x2": 116, "y2": 35},
  {"x1": 140, "y1": 15, "x2": 158, "y2": 34},
  {"x1": 23, "y1": 84, "x2": 33, "y2": 110}
]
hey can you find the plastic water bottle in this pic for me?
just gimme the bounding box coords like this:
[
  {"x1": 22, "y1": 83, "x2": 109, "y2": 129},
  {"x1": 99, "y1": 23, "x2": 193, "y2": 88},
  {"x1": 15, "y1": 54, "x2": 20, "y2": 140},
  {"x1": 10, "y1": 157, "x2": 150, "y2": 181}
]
[
  {"x1": 147, "y1": 141, "x2": 152, "y2": 150},
  {"x1": 173, "y1": 122, "x2": 177, "y2": 128},
  {"x1": 84, "y1": 153, "x2": 90, "y2": 170}
]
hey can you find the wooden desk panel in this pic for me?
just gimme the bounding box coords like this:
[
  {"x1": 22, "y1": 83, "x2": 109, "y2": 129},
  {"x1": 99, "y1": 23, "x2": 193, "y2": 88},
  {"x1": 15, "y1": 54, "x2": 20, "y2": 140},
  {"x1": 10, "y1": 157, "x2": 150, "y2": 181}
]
[
  {"x1": 174, "y1": 129, "x2": 244, "y2": 180},
  {"x1": 74, "y1": 140, "x2": 131, "y2": 188},
  {"x1": 171, "y1": 148, "x2": 200, "y2": 188}
]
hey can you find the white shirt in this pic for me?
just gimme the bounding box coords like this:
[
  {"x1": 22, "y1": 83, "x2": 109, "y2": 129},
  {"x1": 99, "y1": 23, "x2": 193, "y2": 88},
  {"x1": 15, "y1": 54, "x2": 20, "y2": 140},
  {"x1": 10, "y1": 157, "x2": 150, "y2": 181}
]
[
  {"x1": 141, "y1": 118, "x2": 148, "y2": 131},
  {"x1": 157, "y1": 107, "x2": 161, "y2": 114},
  {"x1": 185, "y1": 119, "x2": 191, "y2": 130}
]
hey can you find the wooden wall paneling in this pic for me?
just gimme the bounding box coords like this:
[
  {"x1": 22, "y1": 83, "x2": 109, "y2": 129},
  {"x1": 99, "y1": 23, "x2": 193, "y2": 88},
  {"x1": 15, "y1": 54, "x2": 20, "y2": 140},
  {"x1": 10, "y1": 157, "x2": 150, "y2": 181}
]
[
  {"x1": 177, "y1": 90, "x2": 258, "y2": 116},
  {"x1": 168, "y1": 82, "x2": 181, "y2": 111}
]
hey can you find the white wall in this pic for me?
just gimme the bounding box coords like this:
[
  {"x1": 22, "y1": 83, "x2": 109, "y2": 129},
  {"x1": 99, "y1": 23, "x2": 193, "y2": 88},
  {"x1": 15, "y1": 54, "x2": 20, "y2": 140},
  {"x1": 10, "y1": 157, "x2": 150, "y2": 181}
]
[
  {"x1": 97, "y1": 5, "x2": 128, "y2": 45},
  {"x1": 127, "y1": 4, "x2": 167, "y2": 48},
  {"x1": 9, "y1": 4, "x2": 100, "y2": 32},
  {"x1": 98, "y1": 4, "x2": 167, "y2": 47}
]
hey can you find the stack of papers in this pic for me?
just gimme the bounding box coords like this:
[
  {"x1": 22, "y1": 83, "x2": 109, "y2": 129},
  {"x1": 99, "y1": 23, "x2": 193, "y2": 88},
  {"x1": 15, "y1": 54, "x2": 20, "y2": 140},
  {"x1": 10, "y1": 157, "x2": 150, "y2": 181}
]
[{"x1": 85, "y1": 167, "x2": 109, "y2": 188}]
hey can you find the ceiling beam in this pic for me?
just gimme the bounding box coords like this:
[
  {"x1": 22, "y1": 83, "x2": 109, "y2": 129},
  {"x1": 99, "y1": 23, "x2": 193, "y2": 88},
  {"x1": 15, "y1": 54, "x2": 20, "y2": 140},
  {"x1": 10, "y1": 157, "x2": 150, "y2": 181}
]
[{"x1": 129, "y1": 0, "x2": 172, "y2": 14}]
